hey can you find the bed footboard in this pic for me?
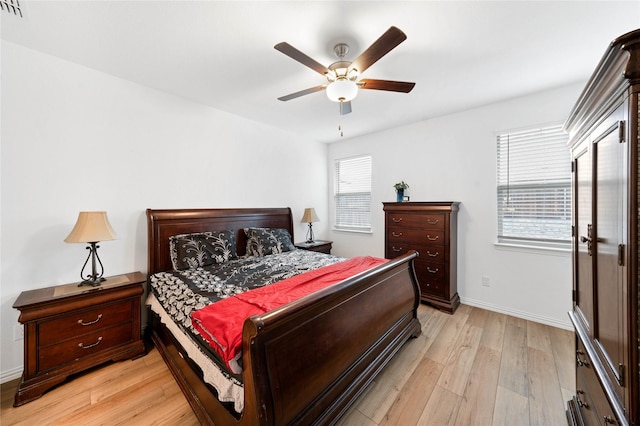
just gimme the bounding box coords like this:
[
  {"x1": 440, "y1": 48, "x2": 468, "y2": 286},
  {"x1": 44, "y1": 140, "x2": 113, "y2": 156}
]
[{"x1": 242, "y1": 251, "x2": 421, "y2": 425}]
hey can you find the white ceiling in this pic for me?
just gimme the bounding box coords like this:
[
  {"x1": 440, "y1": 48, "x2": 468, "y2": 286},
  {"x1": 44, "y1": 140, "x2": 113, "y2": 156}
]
[{"x1": 2, "y1": 1, "x2": 639, "y2": 143}]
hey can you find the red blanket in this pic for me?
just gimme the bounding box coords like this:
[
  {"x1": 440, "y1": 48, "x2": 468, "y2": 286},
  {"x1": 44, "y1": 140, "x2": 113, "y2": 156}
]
[{"x1": 191, "y1": 256, "x2": 387, "y2": 371}]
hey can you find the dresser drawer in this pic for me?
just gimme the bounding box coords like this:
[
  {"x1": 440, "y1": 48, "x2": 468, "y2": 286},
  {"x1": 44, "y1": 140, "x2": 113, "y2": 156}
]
[
  {"x1": 576, "y1": 338, "x2": 619, "y2": 425},
  {"x1": 575, "y1": 368, "x2": 601, "y2": 426},
  {"x1": 386, "y1": 213, "x2": 445, "y2": 229},
  {"x1": 38, "y1": 322, "x2": 134, "y2": 371},
  {"x1": 415, "y1": 260, "x2": 446, "y2": 297},
  {"x1": 387, "y1": 243, "x2": 446, "y2": 261},
  {"x1": 419, "y1": 246, "x2": 444, "y2": 261},
  {"x1": 387, "y1": 227, "x2": 445, "y2": 246}
]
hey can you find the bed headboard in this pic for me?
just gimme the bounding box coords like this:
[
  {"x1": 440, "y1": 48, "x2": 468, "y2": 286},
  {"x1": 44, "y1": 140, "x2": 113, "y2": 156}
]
[{"x1": 146, "y1": 207, "x2": 294, "y2": 275}]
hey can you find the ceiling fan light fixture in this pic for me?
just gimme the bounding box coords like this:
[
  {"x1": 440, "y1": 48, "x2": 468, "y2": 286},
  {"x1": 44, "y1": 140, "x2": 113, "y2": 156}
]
[
  {"x1": 326, "y1": 79, "x2": 358, "y2": 102},
  {"x1": 275, "y1": 27, "x2": 415, "y2": 114}
]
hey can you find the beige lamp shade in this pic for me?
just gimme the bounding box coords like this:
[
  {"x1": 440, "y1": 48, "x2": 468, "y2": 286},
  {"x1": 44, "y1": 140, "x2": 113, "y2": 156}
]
[
  {"x1": 64, "y1": 211, "x2": 117, "y2": 243},
  {"x1": 301, "y1": 208, "x2": 320, "y2": 223}
]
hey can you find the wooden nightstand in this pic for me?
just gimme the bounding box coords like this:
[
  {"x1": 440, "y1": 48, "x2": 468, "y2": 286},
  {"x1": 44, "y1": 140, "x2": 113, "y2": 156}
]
[
  {"x1": 295, "y1": 240, "x2": 333, "y2": 254},
  {"x1": 12, "y1": 272, "x2": 146, "y2": 406}
]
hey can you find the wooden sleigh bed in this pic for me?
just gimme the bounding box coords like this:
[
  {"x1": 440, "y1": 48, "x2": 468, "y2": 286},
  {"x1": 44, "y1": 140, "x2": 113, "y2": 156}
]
[{"x1": 146, "y1": 207, "x2": 422, "y2": 425}]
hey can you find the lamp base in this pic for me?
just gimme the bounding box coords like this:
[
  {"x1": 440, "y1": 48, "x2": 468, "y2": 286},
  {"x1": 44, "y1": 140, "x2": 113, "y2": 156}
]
[
  {"x1": 306, "y1": 222, "x2": 315, "y2": 244},
  {"x1": 77, "y1": 242, "x2": 106, "y2": 287},
  {"x1": 78, "y1": 277, "x2": 106, "y2": 287}
]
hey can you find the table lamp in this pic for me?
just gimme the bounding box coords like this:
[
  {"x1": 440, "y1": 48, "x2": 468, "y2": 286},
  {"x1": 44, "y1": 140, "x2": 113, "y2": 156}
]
[
  {"x1": 301, "y1": 208, "x2": 320, "y2": 243},
  {"x1": 64, "y1": 211, "x2": 117, "y2": 287}
]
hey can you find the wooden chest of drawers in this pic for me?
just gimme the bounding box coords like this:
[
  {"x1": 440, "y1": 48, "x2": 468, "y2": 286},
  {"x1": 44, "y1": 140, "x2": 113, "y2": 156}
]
[
  {"x1": 383, "y1": 202, "x2": 460, "y2": 313},
  {"x1": 12, "y1": 272, "x2": 146, "y2": 406}
]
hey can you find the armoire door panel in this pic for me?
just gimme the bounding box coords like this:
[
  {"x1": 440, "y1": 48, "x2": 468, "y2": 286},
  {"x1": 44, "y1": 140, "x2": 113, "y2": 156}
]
[
  {"x1": 594, "y1": 120, "x2": 626, "y2": 400},
  {"x1": 575, "y1": 147, "x2": 593, "y2": 333}
]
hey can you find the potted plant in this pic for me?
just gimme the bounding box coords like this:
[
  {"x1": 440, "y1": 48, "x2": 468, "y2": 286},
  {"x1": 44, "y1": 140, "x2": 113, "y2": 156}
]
[{"x1": 394, "y1": 181, "x2": 409, "y2": 202}]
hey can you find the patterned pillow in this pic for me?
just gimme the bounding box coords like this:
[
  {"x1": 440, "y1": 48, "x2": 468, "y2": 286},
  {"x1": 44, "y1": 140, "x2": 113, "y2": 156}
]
[
  {"x1": 244, "y1": 227, "x2": 295, "y2": 257},
  {"x1": 169, "y1": 230, "x2": 238, "y2": 270}
]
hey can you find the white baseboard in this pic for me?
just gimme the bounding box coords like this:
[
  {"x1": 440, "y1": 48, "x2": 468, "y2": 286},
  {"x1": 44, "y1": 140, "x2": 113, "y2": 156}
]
[
  {"x1": 460, "y1": 296, "x2": 573, "y2": 331},
  {"x1": 1, "y1": 366, "x2": 22, "y2": 384}
]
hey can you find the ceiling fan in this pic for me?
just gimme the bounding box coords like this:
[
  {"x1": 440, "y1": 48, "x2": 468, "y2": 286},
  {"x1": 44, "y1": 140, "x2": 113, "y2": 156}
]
[{"x1": 275, "y1": 26, "x2": 416, "y2": 115}]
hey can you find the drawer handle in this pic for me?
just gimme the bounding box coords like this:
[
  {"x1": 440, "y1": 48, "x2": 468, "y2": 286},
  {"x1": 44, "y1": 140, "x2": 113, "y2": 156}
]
[
  {"x1": 426, "y1": 250, "x2": 439, "y2": 257},
  {"x1": 78, "y1": 314, "x2": 103, "y2": 326},
  {"x1": 392, "y1": 217, "x2": 403, "y2": 223},
  {"x1": 603, "y1": 415, "x2": 615, "y2": 424},
  {"x1": 576, "y1": 355, "x2": 589, "y2": 367},
  {"x1": 427, "y1": 267, "x2": 439, "y2": 274},
  {"x1": 426, "y1": 235, "x2": 439, "y2": 241},
  {"x1": 391, "y1": 232, "x2": 403, "y2": 237},
  {"x1": 577, "y1": 397, "x2": 589, "y2": 409},
  {"x1": 392, "y1": 246, "x2": 403, "y2": 252},
  {"x1": 427, "y1": 219, "x2": 439, "y2": 225},
  {"x1": 78, "y1": 336, "x2": 103, "y2": 349}
]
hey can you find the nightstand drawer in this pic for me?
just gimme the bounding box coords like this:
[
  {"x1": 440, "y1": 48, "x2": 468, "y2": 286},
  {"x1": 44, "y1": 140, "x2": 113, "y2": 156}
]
[
  {"x1": 39, "y1": 322, "x2": 134, "y2": 371},
  {"x1": 386, "y1": 213, "x2": 445, "y2": 229},
  {"x1": 39, "y1": 301, "x2": 133, "y2": 346}
]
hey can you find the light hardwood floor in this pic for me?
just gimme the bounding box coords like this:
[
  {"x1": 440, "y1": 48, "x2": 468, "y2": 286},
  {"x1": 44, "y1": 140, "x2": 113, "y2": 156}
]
[{"x1": 1, "y1": 304, "x2": 574, "y2": 425}]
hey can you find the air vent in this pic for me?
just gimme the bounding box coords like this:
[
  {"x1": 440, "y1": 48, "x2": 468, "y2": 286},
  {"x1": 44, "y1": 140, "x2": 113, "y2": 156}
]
[{"x1": 1, "y1": 0, "x2": 24, "y2": 18}]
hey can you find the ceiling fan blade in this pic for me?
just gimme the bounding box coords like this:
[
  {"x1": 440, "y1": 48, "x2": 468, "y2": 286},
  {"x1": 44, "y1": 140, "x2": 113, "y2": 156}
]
[
  {"x1": 340, "y1": 101, "x2": 352, "y2": 115},
  {"x1": 277, "y1": 85, "x2": 325, "y2": 101},
  {"x1": 351, "y1": 26, "x2": 407, "y2": 74},
  {"x1": 359, "y1": 79, "x2": 415, "y2": 93},
  {"x1": 274, "y1": 42, "x2": 330, "y2": 76}
]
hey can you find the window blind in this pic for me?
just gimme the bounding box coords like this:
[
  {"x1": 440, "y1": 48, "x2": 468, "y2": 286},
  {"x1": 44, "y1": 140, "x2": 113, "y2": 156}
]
[
  {"x1": 497, "y1": 124, "x2": 571, "y2": 247},
  {"x1": 335, "y1": 155, "x2": 372, "y2": 232}
]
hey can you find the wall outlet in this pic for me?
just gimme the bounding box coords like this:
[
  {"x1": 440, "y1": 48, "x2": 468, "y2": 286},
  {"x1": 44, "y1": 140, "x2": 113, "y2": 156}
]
[
  {"x1": 14, "y1": 324, "x2": 24, "y2": 341},
  {"x1": 482, "y1": 276, "x2": 491, "y2": 287}
]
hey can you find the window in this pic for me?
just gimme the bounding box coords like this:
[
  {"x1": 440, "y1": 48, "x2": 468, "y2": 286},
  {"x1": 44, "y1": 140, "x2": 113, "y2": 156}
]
[
  {"x1": 334, "y1": 155, "x2": 372, "y2": 232},
  {"x1": 496, "y1": 124, "x2": 571, "y2": 249}
]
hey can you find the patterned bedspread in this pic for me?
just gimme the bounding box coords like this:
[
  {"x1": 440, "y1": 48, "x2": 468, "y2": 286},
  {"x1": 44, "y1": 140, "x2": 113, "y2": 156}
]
[{"x1": 149, "y1": 249, "x2": 345, "y2": 336}]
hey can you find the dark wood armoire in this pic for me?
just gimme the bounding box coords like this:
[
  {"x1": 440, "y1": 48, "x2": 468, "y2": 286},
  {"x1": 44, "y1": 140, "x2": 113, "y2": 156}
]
[{"x1": 565, "y1": 29, "x2": 640, "y2": 426}]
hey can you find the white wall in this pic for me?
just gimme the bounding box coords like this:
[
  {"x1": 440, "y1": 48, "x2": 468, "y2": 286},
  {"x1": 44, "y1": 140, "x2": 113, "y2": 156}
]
[
  {"x1": 0, "y1": 41, "x2": 328, "y2": 382},
  {"x1": 0, "y1": 39, "x2": 584, "y2": 383},
  {"x1": 328, "y1": 83, "x2": 584, "y2": 330}
]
